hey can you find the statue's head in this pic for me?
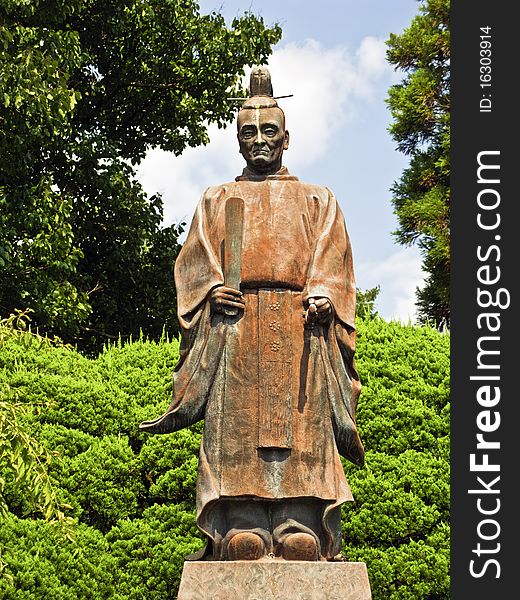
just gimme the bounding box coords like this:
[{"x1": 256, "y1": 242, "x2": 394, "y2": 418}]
[{"x1": 237, "y1": 67, "x2": 289, "y2": 175}]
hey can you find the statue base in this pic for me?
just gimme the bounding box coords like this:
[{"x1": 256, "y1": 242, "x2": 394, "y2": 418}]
[{"x1": 177, "y1": 560, "x2": 372, "y2": 600}]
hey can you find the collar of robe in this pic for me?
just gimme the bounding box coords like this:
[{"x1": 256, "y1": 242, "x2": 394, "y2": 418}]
[{"x1": 235, "y1": 165, "x2": 299, "y2": 182}]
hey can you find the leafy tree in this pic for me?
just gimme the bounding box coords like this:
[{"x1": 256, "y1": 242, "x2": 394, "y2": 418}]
[
  {"x1": 0, "y1": 0, "x2": 281, "y2": 352},
  {"x1": 386, "y1": 0, "x2": 450, "y2": 327}
]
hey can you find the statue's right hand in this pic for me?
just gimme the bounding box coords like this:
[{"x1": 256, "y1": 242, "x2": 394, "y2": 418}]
[{"x1": 209, "y1": 286, "x2": 245, "y2": 314}]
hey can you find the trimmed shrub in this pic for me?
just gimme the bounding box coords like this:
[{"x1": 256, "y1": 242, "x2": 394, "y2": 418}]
[
  {"x1": 0, "y1": 516, "x2": 120, "y2": 600},
  {"x1": 0, "y1": 319, "x2": 449, "y2": 599},
  {"x1": 342, "y1": 318, "x2": 450, "y2": 598}
]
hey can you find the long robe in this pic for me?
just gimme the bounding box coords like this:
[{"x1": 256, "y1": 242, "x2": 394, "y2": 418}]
[{"x1": 140, "y1": 167, "x2": 365, "y2": 558}]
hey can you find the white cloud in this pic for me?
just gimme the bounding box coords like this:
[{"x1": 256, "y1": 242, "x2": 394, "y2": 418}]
[
  {"x1": 355, "y1": 37, "x2": 389, "y2": 95},
  {"x1": 136, "y1": 36, "x2": 392, "y2": 231},
  {"x1": 356, "y1": 246, "x2": 425, "y2": 323}
]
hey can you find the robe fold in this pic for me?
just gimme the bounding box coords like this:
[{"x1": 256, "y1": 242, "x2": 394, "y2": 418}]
[{"x1": 140, "y1": 167, "x2": 364, "y2": 558}]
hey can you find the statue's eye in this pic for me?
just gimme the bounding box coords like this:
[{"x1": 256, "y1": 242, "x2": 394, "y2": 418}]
[
  {"x1": 263, "y1": 127, "x2": 277, "y2": 137},
  {"x1": 241, "y1": 129, "x2": 256, "y2": 139}
]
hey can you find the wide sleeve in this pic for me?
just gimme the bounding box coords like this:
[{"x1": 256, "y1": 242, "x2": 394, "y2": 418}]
[
  {"x1": 303, "y1": 188, "x2": 357, "y2": 331},
  {"x1": 139, "y1": 302, "x2": 228, "y2": 434},
  {"x1": 304, "y1": 188, "x2": 364, "y2": 466},
  {"x1": 140, "y1": 189, "x2": 227, "y2": 435},
  {"x1": 174, "y1": 188, "x2": 225, "y2": 331}
]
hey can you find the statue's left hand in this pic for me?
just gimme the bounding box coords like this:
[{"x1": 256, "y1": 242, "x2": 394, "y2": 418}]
[{"x1": 306, "y1": 297, "x2": 333, "y2": 324}]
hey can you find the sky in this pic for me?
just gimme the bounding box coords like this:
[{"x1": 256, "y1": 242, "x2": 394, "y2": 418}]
[{"x1": 137, "y1": 0, "x2": 423, "y2": 322}]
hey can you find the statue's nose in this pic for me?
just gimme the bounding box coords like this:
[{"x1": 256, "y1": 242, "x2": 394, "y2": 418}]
[{"x1": 256, "y1": 128, "x2": 263, "y2": 144}]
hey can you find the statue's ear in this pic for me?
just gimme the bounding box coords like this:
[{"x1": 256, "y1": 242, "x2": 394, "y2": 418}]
[{"x1": 283, "y1": 130, "x2": 290, "y2": 150}]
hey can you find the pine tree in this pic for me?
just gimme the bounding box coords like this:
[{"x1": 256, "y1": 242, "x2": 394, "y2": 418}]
[{"x1": 386, "y1": 0, "x2": 450, "y2": 327}]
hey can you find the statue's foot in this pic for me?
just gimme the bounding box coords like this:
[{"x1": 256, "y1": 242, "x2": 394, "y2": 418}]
[
  {"x1": 227, "y1": 531, "x2": 265, "y2": 560},
  {"x1": 282, "y1": 532, "x2": 319, "y2": 561}
]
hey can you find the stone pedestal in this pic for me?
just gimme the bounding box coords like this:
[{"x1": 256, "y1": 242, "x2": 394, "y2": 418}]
[{"x1": 177, "y1": 560, "x2": 372, "y2": 600}]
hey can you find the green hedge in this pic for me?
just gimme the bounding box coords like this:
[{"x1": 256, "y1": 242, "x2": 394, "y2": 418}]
[{"x1": 0, "y1": 319, "x2": 449, "y2": 599}]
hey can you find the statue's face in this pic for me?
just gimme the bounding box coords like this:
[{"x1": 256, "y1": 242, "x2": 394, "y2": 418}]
[{"x1": 237, "y1": 107, "x2": 289, "y2": 174}]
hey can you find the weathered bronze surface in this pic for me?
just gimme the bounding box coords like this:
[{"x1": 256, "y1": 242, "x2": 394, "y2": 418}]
[{"x1": 140, "y1": 67, "x2": 365, "y2": 563}]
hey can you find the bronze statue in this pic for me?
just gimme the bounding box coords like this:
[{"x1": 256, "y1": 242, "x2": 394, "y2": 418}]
[{"x1": 140, "y1": 67, "x2": 365, "y2": 563}]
